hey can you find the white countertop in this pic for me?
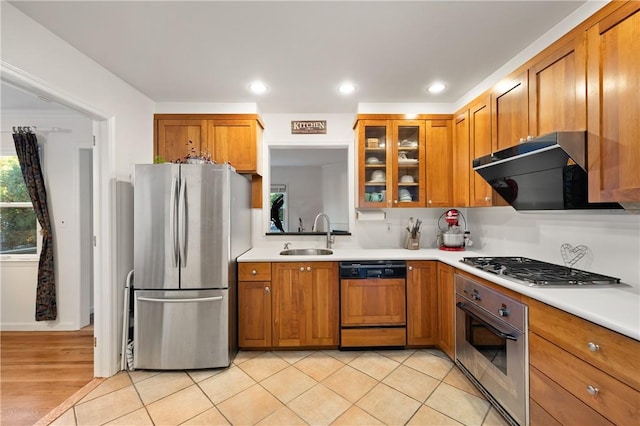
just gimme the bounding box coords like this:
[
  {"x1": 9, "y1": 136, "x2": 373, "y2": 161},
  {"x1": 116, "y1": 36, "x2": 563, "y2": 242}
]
[{"x1": 239, "y1": 247, "x2": 640, "y2": 341}]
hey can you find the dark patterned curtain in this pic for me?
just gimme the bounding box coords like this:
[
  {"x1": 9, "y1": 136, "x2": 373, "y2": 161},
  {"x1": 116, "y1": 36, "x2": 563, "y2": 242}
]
[{"x1": 12, "y1": 129, "x2": 56, "y2": 321}]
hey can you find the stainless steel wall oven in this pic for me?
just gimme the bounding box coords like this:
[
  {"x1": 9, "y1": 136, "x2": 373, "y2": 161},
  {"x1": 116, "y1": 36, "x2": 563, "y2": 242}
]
[{"x1": 455, "y1": 273, "x2": 529, "y2": 426}]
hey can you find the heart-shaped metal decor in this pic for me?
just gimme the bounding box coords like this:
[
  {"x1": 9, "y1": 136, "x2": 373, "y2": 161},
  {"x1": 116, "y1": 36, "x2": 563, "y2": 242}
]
[{"x1": 560, "y1": 243, "x2": 589, "y2": 267}]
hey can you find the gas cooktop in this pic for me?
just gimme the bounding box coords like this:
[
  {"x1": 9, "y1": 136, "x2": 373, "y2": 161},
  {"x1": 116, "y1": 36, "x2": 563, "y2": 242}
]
[{"x1": 461, "y1": 256, "x2": 622, "y2": 287}]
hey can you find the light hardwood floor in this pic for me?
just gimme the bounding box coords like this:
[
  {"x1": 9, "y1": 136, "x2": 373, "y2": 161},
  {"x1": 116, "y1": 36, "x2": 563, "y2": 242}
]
[{"x1": 1, "y1": 325, "x2": 94, "y2": 426}]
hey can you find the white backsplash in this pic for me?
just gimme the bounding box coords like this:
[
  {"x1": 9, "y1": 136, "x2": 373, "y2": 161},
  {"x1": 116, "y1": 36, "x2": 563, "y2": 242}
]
[
  {"x1": 253, "y1": 206, "x2": 640, "y2": 288},
  {"x1": 465, "y1": 207, "x2": 640, "y2": 288}
]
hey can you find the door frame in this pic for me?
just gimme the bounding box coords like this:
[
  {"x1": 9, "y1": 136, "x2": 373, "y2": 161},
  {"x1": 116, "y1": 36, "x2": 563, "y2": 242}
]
[{"x1": 1, "y1": 61, "x2": 116, "y2": 377}]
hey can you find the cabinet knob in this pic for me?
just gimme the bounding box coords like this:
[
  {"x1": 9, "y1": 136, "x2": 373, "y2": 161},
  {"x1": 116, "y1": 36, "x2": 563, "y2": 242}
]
[
  {"x1": 394, "y1": 200, "x2": 398, "y2": 205},
  {"x1": 587, "y1": 342, "x2": 600, "y2": 352},
  {"x1": 265, "y1": 286, "x2": 270, "y2": 294},
  {"x1": 484, "y1": 196, "x2": 491, "y2": 202},
  {"x1": 408, "y1": 266, "x2": 413, "y2": 271},
  {"x1": 251, "y1": 269, "x2": 257, "y2": 275},
  {"x1": 300, "y1": 267, "x2": 305, "y2": 272},
  {"x1": 428, "y1": 200, "x2": 432, "y2": 205},
  {"x1": 306, "y1": 266, "x2": 312, "y2": 272},
  {"x1": 586, "y1": 385, "x2": 599, "y2": 397},
  {"x1": 498, "y1": 308, "x2": 510, "y2": 317}
]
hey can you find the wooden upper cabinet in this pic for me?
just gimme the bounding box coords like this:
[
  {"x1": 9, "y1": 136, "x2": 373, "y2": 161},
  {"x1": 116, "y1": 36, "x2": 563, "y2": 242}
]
[
  {"x1": 155, "y1": 119, "x2": 209, "y2": 163},
  {"x1": 355, "y1": 117, "x2": 426, "y2": 208},
  {"x1": 587, "y1": 3, "x2": 640, "y2": 204},
  {"x1": 154, "y1": 114, "x2": 263, "y2": 175},
  {"x1": 491, "y1": 71, "x2": 529, "y2": 151},
  {"x1": 529, "y1": 34, "x2": 586, "y2": 137},
  {"x1": 452, "y1": 111, "x2": 470, "y2": 207},
  {"x1": 425, "y1": 119, "x2": 453, "y2": 207},
  {"x1": 209, "y1": 119, "x2": 262, "y2": 174},
  {"x1": 469, "y1": 97, "x2": 496, "y2": 206}
]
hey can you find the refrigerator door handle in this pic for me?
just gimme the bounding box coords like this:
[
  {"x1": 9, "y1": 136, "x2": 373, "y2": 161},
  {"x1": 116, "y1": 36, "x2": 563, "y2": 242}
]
[
  {"x1": 169, "y1": 176, "x2": 179, "y2": 267},
  {"x1": 178, "y1": 177, "x2": 187, "y2": 267},
  {"x1": 137, "y1": 296, "x2": 224, "y2": 303}
]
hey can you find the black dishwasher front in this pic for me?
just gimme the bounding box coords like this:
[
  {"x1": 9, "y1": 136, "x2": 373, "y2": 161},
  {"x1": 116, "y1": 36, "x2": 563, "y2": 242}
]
[{"x1": 339, "y1": 261, "x2": 407, "y2": 348}]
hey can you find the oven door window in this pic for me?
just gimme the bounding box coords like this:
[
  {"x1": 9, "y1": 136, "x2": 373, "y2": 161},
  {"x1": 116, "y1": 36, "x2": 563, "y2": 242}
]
[{"x1": 464, "y1": 314, "x2": 507, "y2": 374}]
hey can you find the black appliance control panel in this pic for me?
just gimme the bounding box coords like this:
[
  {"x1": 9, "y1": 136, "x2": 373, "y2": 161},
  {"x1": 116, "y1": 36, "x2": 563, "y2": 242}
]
[{"x1": 339, "y1": 260, "x2": 406, "y2": 279}]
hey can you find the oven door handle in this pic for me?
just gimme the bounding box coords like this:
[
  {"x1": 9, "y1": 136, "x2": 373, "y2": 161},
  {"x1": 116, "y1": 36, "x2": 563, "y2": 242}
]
[{"x1": 456, "y1": 301, "x2": 518, "y2": 341}]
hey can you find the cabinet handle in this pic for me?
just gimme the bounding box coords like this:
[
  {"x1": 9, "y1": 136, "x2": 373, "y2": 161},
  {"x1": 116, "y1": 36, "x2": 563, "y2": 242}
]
[
  {"x1": 306, "y1": 266, "x2": 312, "y2": 272},
  {"x1": 408, "y1": 266, "x2": 413, "y2": 271},
  {"x1": 265, "y1": 286, "x2": 270, "y2": 294},
  {"x1": 299, "y1": 267, "x2": 305, "y2": 272},
  {"x1": 586, "y1": 385, "x2": 599, "y2": 397},
  {"x1": 587, "y1": 342, "x2": 600, "y2": 352},
  {"x1": 251, "y1": 269, "x2": 257, "y2": 275}
]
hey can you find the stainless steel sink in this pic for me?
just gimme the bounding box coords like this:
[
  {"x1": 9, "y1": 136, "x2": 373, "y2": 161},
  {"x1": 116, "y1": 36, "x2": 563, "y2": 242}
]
[{"x1": 279, "y1": 248, "x2": 333, "y2": 256}]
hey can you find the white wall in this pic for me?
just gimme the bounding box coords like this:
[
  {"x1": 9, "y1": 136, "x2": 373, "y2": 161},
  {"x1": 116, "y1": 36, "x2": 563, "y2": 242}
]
[
  {"x1": 1, "y1": 2, "x2": 155, "y2": 376},
  {"x1": 1, "y1": 112, "x2": 93, "y2": 330}
]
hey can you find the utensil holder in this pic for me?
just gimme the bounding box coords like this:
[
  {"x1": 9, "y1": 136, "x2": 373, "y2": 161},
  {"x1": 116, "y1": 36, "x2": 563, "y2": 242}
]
[{"x1": 406, "y1": 232, "x2": 420, "y2": 250}]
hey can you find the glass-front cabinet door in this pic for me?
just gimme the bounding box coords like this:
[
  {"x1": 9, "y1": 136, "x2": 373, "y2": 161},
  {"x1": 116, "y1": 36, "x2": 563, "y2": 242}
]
[
  {"x1": 357, "y1": 119, "x2": 425, "y2": 208},
  {"x1": 358, "y1": 120, "x2": 390, "y2": 207},
  {"x1": 392, "y1": 120, "x2": 425, "y2": 207}
]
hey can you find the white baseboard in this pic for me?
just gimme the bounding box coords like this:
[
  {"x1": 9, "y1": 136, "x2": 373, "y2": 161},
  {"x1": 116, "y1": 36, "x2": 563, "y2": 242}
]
[{"x1": 1, "y1": 321, "x2": 78, "y2": 331}]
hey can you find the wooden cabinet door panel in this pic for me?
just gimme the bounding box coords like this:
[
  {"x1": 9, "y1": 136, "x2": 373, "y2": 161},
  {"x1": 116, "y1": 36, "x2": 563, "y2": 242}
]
[
  {"x1": 437, "y1": 263, "x2": 455, "y2": 360},
  {"x1": 425, "y1": 119, "x2": 453, "y2": 207},
  {"x1": 272, "y1": 264, "x2": 305, "y2": 346},
  {"x1": 587, "y1": 4, "x2": 640, "y2": 203},
  {"x1": 407, "y1": 261, "x2": 438, "y2": 346},
  {"x1": 469, "y1": 97, "x2": 496, "y2": 206},
  {"x1": 238, "y1": 281, "x2": 271, "y2": 348},
  {"x1": 492, "y1": 71, "x2": 529, "y2": 151},
  {"x1": 306, "y1": 263, "x2": 339, "y2": 346},
  {"x1": 210, "y1": 120, "x2": 257, "y2": 173},
  {"x1": 272, "y1": 262, "x2": 338, "y2": 347},
  {"x1": 156, "y1": 119, "x2": 208, "y2": 163},
  {"x1": 452, "y1": 111, "x2": 470, "y2": 207},
  {"x1": 341, "y1": 278, "x2": 406, "y2": 326},
  {"x1": 529, "y1": 35, "x2": 586, "y2": 137}
]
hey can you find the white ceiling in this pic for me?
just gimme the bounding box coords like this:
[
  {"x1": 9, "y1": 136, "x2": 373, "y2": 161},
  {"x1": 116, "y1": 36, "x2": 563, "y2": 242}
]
[{"x1": 6, "y1": 1, "x2": 587, "y2": 113}]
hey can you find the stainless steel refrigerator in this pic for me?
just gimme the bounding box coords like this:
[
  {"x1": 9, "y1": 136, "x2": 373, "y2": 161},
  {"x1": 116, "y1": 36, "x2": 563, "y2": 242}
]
[{"x1": 133, "y1": 163, "x2": 251, "y2": 370}]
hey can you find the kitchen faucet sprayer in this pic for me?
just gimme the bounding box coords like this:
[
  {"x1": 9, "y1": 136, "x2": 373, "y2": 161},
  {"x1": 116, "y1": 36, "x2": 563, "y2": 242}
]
[{"x1": 313, "y1": 213, "x2": 334, "y2": 249}]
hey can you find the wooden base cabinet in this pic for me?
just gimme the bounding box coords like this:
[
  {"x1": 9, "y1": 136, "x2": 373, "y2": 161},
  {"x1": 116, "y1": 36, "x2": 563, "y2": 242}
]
[
  {"x1": 238, "y1": 263, "x2": 272, "y2": 349},
  {"x1": 271, "y1": 262, "x2": 339, "y2": 348},
  {"x1": 407, "y1": 261, "x2": 438, "y2": 347},
  {"x1": 437, "y1": 263, "x2": 455, "y2": 359},
  {"x1": 528, "y1": 298, "x2": 640, "y2": 425}
]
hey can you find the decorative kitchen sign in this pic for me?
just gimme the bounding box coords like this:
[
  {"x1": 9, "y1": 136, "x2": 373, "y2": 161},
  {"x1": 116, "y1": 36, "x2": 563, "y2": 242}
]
[{"x1": 291, "y1": 120, "x2": 327, "y2": 134}]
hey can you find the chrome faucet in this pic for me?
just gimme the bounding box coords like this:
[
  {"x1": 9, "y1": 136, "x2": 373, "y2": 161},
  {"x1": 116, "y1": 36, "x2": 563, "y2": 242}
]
[{"x1": 313, "y1": 213, "x2": 334, "y2": 249}]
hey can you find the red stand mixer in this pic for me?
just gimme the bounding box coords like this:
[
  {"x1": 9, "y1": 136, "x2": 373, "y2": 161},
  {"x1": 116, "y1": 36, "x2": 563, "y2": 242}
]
[{"x1": 437, "y1": 209, "x2": 472, "y2": 251}]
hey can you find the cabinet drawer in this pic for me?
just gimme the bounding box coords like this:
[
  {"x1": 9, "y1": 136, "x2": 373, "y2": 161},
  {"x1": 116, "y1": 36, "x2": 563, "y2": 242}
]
[
  {"x1": 530, "y1": 366, "x2": 613, "y2": 426},
  {"x1": 528, "y1": 298, "x2": 640, "y2": 391},
  {"x1": 238, "y1": 262, "x2": 271, "y2": 281},
  {"x1": 530, "y1": 332, "x2": 640, "y2": 425},
  {"x1": 341, "y1": 328, "x2": 406, "y2": 347}
]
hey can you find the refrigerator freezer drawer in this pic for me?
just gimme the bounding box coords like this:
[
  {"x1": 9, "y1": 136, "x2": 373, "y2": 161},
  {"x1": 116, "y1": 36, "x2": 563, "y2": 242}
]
[{"x1": 133, "y1": 289, "x2": 229, "y2": 370}]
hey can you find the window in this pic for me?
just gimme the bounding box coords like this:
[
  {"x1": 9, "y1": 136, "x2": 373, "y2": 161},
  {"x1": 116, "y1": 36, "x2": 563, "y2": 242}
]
[
  {"x1": 269, "y1": 184, "x2": 288, "y2": 232},
  {"x1": 0, "y1": 155, "x2": 39, "y2": 257}
]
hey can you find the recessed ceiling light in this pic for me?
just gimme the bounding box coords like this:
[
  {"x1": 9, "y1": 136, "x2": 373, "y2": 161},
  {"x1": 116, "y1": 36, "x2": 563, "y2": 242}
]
[
  {"x1": 338, "y1": 82, "x2": 356, "y2": 95},
  {"x1": 249, "y1": 81, "x2": 268, "y2": 94},
  {"x1": 427, "y1": 82, "x2": 446, "y2": 94}
]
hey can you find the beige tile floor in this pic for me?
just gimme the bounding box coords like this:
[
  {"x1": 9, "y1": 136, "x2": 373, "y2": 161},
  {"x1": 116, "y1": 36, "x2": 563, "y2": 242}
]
[{"x1": 49, "y1": 349, "x2": 510, "y2": 426}]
